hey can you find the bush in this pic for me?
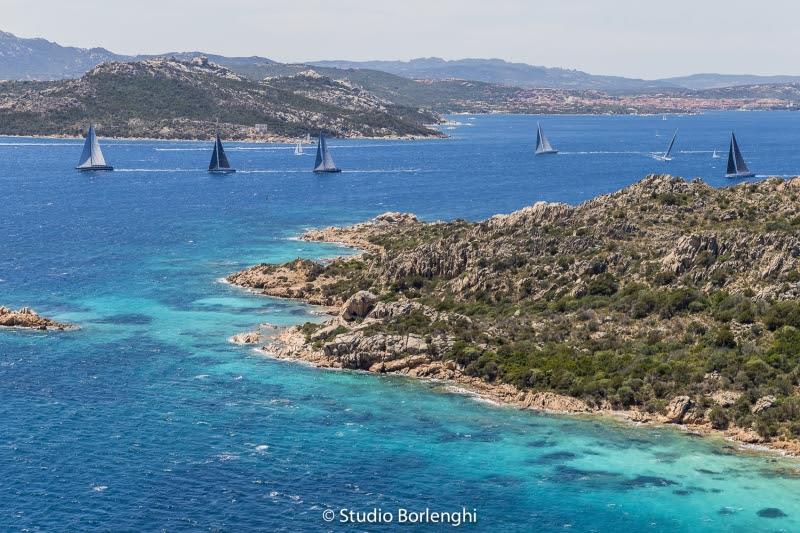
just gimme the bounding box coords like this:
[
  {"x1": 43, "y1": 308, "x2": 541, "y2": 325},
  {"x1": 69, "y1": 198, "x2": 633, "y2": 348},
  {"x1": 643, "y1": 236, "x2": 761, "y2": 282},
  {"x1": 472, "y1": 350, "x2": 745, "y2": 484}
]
[
  {"x1": 587, "y1": 273, "x2": 618, "y2": 296},
  {"x1": 709, "y1": 406, "x2": 730, "y2": 429},
  {"x1": 763, "y1": 301, "x2": 800, "y2": 331},
  {"x1": 713, "y1": 326, "x2": 737, "y2": 348}
]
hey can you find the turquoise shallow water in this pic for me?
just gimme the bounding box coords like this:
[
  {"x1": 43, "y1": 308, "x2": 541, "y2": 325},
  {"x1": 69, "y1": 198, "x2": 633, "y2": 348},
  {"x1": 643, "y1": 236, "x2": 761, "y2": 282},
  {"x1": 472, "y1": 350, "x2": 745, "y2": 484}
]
[{"x1": 3, "y1": 113, "x2": 800, "y2": 531}]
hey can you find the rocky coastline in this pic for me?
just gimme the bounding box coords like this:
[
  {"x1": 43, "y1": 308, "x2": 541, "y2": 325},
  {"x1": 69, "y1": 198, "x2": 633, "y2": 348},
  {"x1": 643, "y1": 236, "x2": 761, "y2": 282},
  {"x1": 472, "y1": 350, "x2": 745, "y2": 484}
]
[
  {"x1": 228, "y1": 176, "x2": 800, "y2": 457},
  {"x1": 0, "y1": 306, "x2": 71, "y2": 331}
]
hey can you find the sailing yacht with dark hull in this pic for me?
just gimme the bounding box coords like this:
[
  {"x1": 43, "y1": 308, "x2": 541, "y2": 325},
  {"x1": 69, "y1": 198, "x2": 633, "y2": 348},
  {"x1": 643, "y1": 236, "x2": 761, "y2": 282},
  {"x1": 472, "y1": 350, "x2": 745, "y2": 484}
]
[
  {"x1": 535, "y1": 123, "x2": 558, "y2": 155},
  {"x1": 313, "y1": 133, "x2": 341, "y2": 173},
  {"x1": 208, "y1": 131, "x2": 235, "y2": 173},
  {"x1": 652, "y1": 130, "x2": 678, "y2": 161},
  {"x1": 75, "y1": 125, "x2": 113, "y2": 171},
  {"x1": 725, "y1": 133, "x2": 755, "y2": 179}
]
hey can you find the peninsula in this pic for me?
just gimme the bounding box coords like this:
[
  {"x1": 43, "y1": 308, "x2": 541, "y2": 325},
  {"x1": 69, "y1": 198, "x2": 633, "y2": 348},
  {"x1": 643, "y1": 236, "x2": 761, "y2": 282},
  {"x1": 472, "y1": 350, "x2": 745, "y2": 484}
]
[{"x1": 229, "y1": 175, "x2": 800, "y2": 455}]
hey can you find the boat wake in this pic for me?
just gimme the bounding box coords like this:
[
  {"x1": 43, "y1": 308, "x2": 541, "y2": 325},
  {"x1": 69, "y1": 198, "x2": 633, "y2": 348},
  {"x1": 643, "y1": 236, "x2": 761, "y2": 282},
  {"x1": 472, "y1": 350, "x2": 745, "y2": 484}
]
[
  {"x1": 558, "y1": 151, "x2": 647, "y2": 155},
  {"x1": 0, "y1": 142, "x2": 82, "y2": 146},
  {"x1": 114, "y1": 168, "x2": 197, "y2": 172}
]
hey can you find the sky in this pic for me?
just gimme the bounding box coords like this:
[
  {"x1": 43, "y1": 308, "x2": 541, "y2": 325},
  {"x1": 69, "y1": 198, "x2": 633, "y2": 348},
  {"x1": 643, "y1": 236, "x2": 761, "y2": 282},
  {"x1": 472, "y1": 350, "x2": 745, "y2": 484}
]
[{"x1": 2, "y1": 0, "x2": 798, "y2": 79}]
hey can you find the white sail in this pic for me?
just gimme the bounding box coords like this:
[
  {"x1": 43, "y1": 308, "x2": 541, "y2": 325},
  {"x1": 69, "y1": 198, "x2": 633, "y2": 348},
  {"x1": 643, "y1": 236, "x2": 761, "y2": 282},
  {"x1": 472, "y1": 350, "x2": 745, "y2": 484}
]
[
  {"x1": 535, "y1": 123, "x2": 557, "y2": 154},
  {"x1": 295, "y1": 141, "x2": 303, "y2": 155},
  {"x1": 76, "y1": 125, "x2": 108, "y2": 169}
]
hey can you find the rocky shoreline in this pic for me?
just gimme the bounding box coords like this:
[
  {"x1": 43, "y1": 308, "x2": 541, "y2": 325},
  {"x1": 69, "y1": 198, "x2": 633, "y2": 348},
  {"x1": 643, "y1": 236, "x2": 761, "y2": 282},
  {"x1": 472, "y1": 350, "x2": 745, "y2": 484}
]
[
  {"x1": 236, "y1": 302, "x2": 797, "y2": 457},
  {"x1": 0, "y1": 306, "x2": 71, "y2": 331},
  {"x1": 227, "y1": 196, "x2": 800, "y2": 458}
]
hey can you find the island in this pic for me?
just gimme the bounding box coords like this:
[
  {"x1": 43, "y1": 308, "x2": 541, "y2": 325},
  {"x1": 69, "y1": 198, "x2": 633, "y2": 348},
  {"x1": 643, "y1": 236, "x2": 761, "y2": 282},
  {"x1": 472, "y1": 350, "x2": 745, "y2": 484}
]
[
  {"x1": 228, "y1": 175, "x2": 800, "y2": 455},
  {"x1": 0, "y1": 306, "x2": 71, "y2": 331}
]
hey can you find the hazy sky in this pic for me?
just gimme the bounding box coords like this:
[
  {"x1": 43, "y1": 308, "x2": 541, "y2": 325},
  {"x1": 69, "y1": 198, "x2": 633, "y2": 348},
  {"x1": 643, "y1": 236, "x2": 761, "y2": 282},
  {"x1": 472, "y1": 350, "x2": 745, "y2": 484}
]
[{"x1": 3, "y1": 0, "x2": 797, "y2": 79}]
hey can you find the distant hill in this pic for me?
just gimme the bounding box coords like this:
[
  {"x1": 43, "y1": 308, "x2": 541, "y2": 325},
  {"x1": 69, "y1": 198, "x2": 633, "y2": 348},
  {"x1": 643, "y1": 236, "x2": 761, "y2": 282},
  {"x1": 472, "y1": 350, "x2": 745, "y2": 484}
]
[
  {"x1": 0, "y1": 31, "x2": 128, "y2": 80},
  {"x1": 4, "y1": 29, "x2": 800, "y2": 96},
  {"x1": 660, "y1": 73, "x2": 800, "y2": 90},
  {"x1": 0, "y1": 58, "x2": 441, "y2": 140},
  {"x1": 309, "y1": 57, "x2": 675, "y2": 92}
]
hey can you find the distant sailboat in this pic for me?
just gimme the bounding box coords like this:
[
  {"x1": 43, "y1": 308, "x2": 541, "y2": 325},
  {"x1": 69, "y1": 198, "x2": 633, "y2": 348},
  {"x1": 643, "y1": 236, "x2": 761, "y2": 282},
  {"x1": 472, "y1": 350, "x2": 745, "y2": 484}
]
[
  {"x1": 535, "y1": 123, "x2": 558, "y2": 155},
  {"x1": 305, "y1": 133, "x2": 311, "y2": 143},
  {"x1": 75, "y1": 125, "x2": 113, "y2": 171},
  {"x1": 712, "y1": 149, "x2": 720, "y2": 159},
  {"x1": 208, "y1": 130, "x2": 235, "y2": 173},
  {"x1": 725, "y1": 133, "x2": 755, "y2": 178},
  {"x1": 313, "y1": 133, "x2": 341, "y2": 173},
  {"x1": 652, "y1": 130, "x2": 678, "y2": 161},
  {"x1": 294, "y1": 141, "x2": 303, "y2": 155}
]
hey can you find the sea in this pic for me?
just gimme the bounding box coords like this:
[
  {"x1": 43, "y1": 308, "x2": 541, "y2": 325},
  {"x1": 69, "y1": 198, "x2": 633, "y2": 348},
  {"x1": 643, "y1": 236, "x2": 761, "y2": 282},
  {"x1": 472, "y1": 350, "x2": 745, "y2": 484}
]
[{"x1": 2, "y1": 112, "x2": 800, "y2": 532}]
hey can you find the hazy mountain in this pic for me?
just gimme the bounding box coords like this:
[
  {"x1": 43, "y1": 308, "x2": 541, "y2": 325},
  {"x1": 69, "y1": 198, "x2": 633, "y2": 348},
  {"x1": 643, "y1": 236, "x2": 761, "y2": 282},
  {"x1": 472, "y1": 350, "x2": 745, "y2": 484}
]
[
  {"x1": 0, "y1": 31, "x2": 129, "y2": 80},
  {"x1": 660, "y1": 73, "x2": 800, "y2": 90},
  {"x1": 4, "y1": 29, "x2": 800, "y2": 94},
  {"x1": 309, "y1": 57, "x2": 676, "y2": 92}
]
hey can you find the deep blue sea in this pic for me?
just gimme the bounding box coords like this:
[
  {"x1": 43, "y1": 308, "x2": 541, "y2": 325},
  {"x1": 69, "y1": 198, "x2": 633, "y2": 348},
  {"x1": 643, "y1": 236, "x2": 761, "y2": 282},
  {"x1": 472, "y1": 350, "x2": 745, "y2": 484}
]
[{"x1": 3, "y1": 112, "x2": 800, "y2": 532}]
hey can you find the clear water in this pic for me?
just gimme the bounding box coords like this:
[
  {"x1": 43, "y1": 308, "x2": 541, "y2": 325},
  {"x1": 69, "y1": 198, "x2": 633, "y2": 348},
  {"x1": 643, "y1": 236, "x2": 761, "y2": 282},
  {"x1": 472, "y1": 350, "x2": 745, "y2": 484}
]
[{"x1": 2, "y1": 112, "x2": 800, "y2": 532}]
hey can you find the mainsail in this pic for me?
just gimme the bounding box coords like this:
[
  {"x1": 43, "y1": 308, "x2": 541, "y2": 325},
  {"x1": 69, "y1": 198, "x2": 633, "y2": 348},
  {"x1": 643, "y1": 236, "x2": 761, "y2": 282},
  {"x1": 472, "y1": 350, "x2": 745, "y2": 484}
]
[
  {"x1": 75, "y1": 125, "x2": 112, "y2": 170},
  {"x1": 535, "y1": 123, "x2": 557, "y2": 154},
  {"x1": 664, "y1": 130, "x2": 677, "y2": 159},
  {"x1": 295, "y1": 141, "x2": 303, "y2": 155},
  {"x1": 313, "y1": 133, "x2": 340, "y2": 172},
  {"x1": 209, "y1": 131, "x2": 234, "y2": 172},
  {"x1": 725, "y1": 133, "x2": 754, "y2": 178}
]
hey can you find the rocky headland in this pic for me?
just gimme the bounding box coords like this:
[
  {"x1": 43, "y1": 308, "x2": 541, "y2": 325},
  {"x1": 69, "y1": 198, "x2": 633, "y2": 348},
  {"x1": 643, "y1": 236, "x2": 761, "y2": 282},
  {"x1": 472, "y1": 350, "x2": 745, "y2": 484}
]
[
  {"x1": 0, "y1": 306, "x2": 71, "y2": 331},
  {"x1": 229, "y1": 175, "x2": 800, "y2": 456}
]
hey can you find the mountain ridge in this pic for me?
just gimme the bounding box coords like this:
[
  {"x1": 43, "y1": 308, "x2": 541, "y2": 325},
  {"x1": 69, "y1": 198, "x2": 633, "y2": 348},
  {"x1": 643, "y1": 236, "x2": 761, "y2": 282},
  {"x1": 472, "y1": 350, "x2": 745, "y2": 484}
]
[{"x1": 4, "y1": 31, "x2": 800, "y2": 92}]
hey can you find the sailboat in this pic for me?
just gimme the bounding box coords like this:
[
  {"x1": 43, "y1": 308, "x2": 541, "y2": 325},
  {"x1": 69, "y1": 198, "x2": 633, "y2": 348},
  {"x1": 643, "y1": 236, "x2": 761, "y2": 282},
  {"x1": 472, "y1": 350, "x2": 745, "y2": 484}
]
[
  {"x1": 208, "y1": 130, "x2": 235, "y2": 173},
  {"x1": 313, "y1": 133, "x2": 341, "y2": 173},
  {"x1": 652, "y1": 130, "x2": 678, "y2": 161},
  {"x1": 725, "y1": 132, "x2": 755, "y2": 178},
  {"x1": 305, "y1": 133, "x2": 311, "y2": 144},
  {"x1": 294, "y1": 141, "x2": 304, "y2": 155},
  {"x1": 535, "y1": 123, "x2": 558, "y2": 155},
  {"x1": 712, "y1": 149, "x2": 720, "y2": 159},
  {"x1": 75, "y1": 125, "x2": 113, "y2": 171}
]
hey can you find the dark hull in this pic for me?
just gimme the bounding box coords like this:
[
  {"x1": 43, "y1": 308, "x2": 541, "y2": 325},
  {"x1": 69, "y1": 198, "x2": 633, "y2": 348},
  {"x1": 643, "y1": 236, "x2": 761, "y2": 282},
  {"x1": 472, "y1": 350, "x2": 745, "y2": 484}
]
[
  {"x1": 76, "y1": 165, "x2": 114, "y2": 171},
  {"x1": 209, "y1": 168, "x2": 236, "y2": 174},
  {"x1": 535, "y1": 150, "x2": 558, "y2": 155},
  {"x1": 313, "y1": 168, "x2": 342, "y2": 173},
  {"x1": 725, "y1": 172, "x2": 755, "y2": 179}
]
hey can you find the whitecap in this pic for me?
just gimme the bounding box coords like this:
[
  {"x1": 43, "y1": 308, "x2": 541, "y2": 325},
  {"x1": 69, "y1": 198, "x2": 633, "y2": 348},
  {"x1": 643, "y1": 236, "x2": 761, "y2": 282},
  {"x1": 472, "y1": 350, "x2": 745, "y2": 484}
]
[{"x1": 91, "y1": 485, "x2": 108, "y2": 492}]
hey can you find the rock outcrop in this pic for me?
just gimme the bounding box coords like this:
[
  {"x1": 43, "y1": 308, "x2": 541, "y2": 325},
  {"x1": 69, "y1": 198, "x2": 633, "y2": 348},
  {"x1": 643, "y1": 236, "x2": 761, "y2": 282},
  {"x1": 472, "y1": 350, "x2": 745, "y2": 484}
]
[
  {"x1": 340, "y1": 291, "x2": 378, "y2": 321},
  {"x1": 0, "y1": 306, "x2": 70, "y2": 331},
  {"x1": 665, "y1": 396, "x2": 692, "y2": 423}
]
